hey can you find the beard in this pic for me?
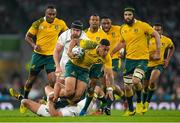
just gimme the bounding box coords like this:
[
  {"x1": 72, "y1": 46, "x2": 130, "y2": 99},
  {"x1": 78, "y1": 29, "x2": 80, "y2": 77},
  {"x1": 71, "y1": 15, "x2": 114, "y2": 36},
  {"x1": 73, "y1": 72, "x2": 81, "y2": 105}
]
[{"x1": 124, "y1": 18, "x2": 134, "y2": 26}]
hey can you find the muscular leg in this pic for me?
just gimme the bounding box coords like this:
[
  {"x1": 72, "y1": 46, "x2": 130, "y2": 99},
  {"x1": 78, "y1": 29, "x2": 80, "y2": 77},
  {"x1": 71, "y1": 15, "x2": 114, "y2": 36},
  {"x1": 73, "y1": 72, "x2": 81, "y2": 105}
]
[
  {"x1": 24, "y1": 74, "x2": 38, "y2": 99},
  {"x1": 47, "y1": 72, "x2": 56, "y2": 88},
  {"x1": 71, "y1": 80, "x2": 87, "y2": 104},
  {"x1": 147, "y1": 69, "x2": 161, "y2": 102},
  {"x1": 22, "y1": 99, "x2": 42, "y2": 114}
]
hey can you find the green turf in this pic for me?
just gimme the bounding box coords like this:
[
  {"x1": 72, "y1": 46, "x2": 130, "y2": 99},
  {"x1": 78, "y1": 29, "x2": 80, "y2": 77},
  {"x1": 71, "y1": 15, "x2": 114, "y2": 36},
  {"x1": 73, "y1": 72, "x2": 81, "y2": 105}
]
[{"x1": 0, "y1": 110, "x2": 180, "y2": 122}]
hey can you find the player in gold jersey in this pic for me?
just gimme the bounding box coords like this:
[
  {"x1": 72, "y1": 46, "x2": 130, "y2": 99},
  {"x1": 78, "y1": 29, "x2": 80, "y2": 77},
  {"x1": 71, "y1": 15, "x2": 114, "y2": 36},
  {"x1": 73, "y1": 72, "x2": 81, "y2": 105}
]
[
  {"x1": 111, "y1": 7, "x2": 161, "y2": 116},
  {"x1": 52, "y1": 39, "x2": 114, "y2": 110},
  {"x1": 142, "y1": 23, "x2": 175, "y2": 113},
  {"x1": 101, "y1": 16, "x2": 125, "y2": 114},
  {"x1": 80, "y1": 14, "x2": 110, "y2": 115},
  {"x1": 20, "y1": 5, "x2": 68, "y2": 113}
]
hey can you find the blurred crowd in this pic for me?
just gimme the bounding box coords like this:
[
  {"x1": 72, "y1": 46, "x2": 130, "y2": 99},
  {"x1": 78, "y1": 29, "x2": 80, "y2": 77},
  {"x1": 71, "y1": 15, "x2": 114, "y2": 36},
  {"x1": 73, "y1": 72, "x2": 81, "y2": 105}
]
[{"x1": 0, "y1": 0, "x2": 180, "y2": 102}]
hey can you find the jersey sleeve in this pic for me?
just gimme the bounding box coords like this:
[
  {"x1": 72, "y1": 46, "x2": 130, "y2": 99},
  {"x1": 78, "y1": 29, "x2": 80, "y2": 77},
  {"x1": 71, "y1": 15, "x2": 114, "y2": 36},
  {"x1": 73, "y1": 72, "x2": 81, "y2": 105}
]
[
  {"x1": 104, "y1": 53, "x2": 112, "y2": 69},
  {"x1": 141, "y1": 22, "x2": 154, "y2": 35},
  {"x1": 167, "y1": 38, "x2": 174, "y2": 48},
  {"x1": 61, "y1": 20, "x2": 68, "y2": 32},
  {"x1": 80, "y1": 40, "x2": 98, "y2": 49},
  {"x1": 27, "y1": 18, "x2": 44, "y2": 35}
]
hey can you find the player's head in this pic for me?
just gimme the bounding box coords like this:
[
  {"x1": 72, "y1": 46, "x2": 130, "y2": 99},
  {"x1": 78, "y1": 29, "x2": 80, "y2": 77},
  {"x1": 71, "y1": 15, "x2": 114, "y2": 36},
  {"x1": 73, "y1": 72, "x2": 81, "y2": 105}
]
[
  {"x1": 153, "y1": 23, "x2": 163, "y2": 36},
  {"x1": 89, "y1": 13, "x2": 100, "y2": 30},
  {"x1": 101, "y1": 16, "x2": 112, "y2": 33},
  {"x1": 97, "y1": 39, "x2": 110, "y2": 57},
  {"x1": 45, "y1": 5, "x2": 57, "y2": 23},
  {"x1": 71, "y1": 20, "x2": 83, "y2": 38},
  {"x1": 123, "y1": 7, "x2": 135, "y2": 26}
]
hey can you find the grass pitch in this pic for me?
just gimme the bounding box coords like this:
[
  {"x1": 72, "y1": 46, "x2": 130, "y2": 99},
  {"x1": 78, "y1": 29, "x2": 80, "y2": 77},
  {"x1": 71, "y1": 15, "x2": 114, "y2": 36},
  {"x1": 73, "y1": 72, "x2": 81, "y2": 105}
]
[{"x1": 0, "y1": 110, "x2": 180, "y2": 122}]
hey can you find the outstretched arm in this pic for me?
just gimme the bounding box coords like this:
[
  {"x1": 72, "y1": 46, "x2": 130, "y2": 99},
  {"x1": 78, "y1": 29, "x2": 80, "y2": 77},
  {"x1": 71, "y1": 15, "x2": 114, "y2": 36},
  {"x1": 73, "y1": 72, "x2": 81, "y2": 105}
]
[{"x1": 111, "y1": 40, "x2": 125, "y2": 57}]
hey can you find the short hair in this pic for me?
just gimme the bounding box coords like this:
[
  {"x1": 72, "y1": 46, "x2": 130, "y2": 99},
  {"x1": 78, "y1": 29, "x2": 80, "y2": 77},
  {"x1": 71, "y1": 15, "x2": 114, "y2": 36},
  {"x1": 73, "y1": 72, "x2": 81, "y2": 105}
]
[
  {"x1": 124, "y1": 7, "x2": 135, "y2": 14},
  {"x1": 90, "y1": 13, "x2": 99, "y2": 17},
  {"x1": 71, "y1": 20, "x2": 83, "y2": 30},
  {"x1": 154, "y1": 23, "x2": 163, "y2": 28},
  {"x1": 101, "y1": 15, "x2": 111, "y2": 20},
  {"x1": 46, "y1": 5, "x2": 56, "y2": 10},
  {"x1": 100, "y1": 39, "x2": 110, "y2": 46}
]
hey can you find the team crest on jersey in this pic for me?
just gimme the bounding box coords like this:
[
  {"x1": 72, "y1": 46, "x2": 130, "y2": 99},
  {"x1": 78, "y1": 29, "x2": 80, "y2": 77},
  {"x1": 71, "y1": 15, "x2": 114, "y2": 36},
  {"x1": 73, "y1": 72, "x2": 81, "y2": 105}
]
[
  {"x1": 97, "y1": 58, "x2": 103, "y2": 63},
  {"x1": 161, "y1": 43, "x2": 165, "y2": 47},
  {"x1": 96, "y1": 37, "x2": 100, "y2": 41},
  {"x1": 55, "y1": 25, "x2": 59, "y2": 30},
  {"x1": 134, "y1": 28, "x2": 138, "y2": 33},
  {"x1": 112, "y1": 32, "x2": 115, "y2": 37}
]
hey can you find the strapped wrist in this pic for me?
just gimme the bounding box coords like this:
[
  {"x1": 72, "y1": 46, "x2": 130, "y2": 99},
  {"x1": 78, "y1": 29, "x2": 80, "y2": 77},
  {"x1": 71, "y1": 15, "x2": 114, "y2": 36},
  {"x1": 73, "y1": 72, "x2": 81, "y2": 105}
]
[{"x1": 106, "y1": 87, "x2": 113, "y2": 92}]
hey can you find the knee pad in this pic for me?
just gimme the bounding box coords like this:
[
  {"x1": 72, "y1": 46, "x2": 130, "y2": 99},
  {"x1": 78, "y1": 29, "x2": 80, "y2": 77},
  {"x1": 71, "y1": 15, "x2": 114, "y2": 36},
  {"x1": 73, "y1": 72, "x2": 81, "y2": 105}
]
[
  {"x1": 133, "y1": 68, "x2": 145, "y2": 80},
  {"x1": 123, "y1": 75, "x2": 133, "y2": 84}
]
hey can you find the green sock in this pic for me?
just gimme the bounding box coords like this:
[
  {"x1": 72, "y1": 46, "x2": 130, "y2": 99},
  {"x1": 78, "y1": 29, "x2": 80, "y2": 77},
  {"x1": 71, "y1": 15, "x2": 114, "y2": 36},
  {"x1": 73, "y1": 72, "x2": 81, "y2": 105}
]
[
  {"x1": 136, "y1": 90, "x2": 142, "y2": 103},
  {"x1": 147, "y1": 90, "x2": 154, "y2": 103},
  {"x1": 142, "y1": 92, "x2": 148, "y2": 104},
  {"x1": 127, "y1": 96, "x2": 134, "y2": 112},
  {"x1": 24, "y1": 90, "x2": 30, "y2": 99}
]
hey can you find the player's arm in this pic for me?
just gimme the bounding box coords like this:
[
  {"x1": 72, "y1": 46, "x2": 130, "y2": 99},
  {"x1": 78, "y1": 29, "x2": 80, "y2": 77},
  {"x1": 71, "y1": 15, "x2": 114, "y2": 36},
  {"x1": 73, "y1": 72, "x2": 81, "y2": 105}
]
[
  {"x1": 164, "y1": 43, "x2": 175, "y2": 68},
  {"x1": 48, "y1": 95, "x2": 63, "y2": 117},
  {"x1": 53, "y1": 42, "x2": 64, "y2": 75},
  {"x1": 103, "y1": 54, "x2": 114, "y2": 100},
  {"x1": 151, "y1": 31, "x2": 161, "y2": 60},
  {"x1": 67, "y1": 39, "x2": 78, "y2": 59},
  {"x1": 25, "y1": 32, "x2": 40, "y2": 51},
  {"x1": 111, "y1": 40, "x2": 125, "y2": 57}
]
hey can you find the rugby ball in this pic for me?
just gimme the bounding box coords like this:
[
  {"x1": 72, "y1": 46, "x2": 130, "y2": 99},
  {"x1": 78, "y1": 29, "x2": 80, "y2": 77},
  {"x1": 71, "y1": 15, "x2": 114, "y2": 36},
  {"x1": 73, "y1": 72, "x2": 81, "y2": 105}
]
[{"x1": 72, "y1": 46, "x2": 84, "y2": 58}]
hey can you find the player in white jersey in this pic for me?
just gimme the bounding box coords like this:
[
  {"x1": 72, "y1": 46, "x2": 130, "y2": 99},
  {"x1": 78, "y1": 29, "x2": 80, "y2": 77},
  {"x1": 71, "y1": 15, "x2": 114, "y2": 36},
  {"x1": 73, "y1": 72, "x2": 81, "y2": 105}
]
[
  {"x1": 9, "y1": 85, "x2": 93, "y2": 117},
  {"x1": 53, "y1": 20, "x2": 89, "y2": 80}
]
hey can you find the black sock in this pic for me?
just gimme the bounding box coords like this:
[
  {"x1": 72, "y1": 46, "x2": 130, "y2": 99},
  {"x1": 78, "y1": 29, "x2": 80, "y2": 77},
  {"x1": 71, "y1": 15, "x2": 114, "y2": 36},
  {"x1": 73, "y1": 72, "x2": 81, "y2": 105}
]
[
  {"x1": 98, "y1": 96, "x2": 107, "y2": 108},
  {"x1": 136, "y1": 90, "x2": 141, "y2": 103},
  {"x1": 127, "y1": 96, "x2": 134, "y2": 112},
  {"x1": 24, "y1": 90, "x2": 30, "y2": 99},
  {"x1": 147, "y1": 90, "x2": 154, "y2": 103},
  {"x1": 106, "y1": 96, "x2": 114, "y2": 108},
  {"x1": 81, "y1": 95, "x2": 93, "y2": 112},
  {"x1": 142, "y1": 92, "x2": 148, "y2": 104},
  {"x1": 18, "y1": 95, "x2": 24, "y2": 101},
  {"x1": 121, "y1": 95, "x2": 126, "y2": 102}
]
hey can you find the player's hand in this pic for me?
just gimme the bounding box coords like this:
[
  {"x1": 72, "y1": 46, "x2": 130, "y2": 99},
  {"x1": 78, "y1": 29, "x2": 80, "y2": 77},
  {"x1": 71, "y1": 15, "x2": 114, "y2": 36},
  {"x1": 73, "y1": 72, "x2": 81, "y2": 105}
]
[
  {"x1": 164, "y1": 58, "x2": 170, "y2": 68},
  {"x1": 48, "y1": 93, "x2": 54, "y2": 102},
  {"x1": 55, "y1": 65, "x2": 62, "y2": 78},
  {"x1": 33, "y1": 45, "x2": 41, "y2": 52},
  {"x1": 153, "y1": 50, "x2": 160, "y2": 60},
  {"x1": 106, "y1": 87, "x2": 114, "y2": 101}
]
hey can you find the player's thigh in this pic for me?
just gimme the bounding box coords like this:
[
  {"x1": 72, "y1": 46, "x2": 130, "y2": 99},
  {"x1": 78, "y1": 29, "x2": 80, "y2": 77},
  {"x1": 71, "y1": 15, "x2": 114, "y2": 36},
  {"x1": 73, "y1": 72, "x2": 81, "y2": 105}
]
[
  {"x1": 30, "y1": 52, "x2": 44, "y2": 75},
  {"x1": 74, "y1": 80, "x2": 87, "y2": 99},
  {"x1": 44, "y1": 55, "x2": 55, "y2": 74},
  {"x1": 22, "y1": 99, "x2": 42, "y2": 113},
  {"x1": 89, "y1": 64, "x2": 103, "y2": 79},
  {"x1": 65, "y1": 77, "x2": 76, "y2": 94},
  {"x1": 36, "y1": 104, "x2": 51, "y2": 117},
  {"x1": 150, "y1": 69, "x2": 161, "y2": 83}
]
